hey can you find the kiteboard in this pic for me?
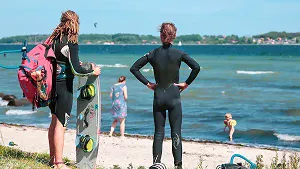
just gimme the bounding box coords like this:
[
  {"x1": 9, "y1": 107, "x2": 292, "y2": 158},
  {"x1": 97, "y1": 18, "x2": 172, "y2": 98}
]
[{"x1": 75, "y1": 62, "x2": 101, "y2": 169}]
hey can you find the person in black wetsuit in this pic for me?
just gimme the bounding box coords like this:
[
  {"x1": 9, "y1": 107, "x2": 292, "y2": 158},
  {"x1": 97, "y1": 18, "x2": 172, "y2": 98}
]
[
  {"x1": 47, "y1": 10, "x2": 101, "y2": 169},
  {"x1": 130, "y1": 22, "x2": 200, "y2": 168}
]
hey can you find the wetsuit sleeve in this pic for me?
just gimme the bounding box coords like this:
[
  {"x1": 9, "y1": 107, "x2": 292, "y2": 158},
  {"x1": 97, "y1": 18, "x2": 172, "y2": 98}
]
[
  {"x1": 130, "y1": 53, "x2": 151, "y2": 85},
  {"x1": 69, "y1": 42, "x2": 93, "y2": 74},
  {"x1": 181, "y1": 52, "x2": 200, "y2": 85}
]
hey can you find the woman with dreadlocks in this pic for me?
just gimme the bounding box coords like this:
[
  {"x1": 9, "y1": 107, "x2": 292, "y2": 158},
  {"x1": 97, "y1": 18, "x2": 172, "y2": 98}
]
[
  {"x1": 48, "y1": 10, "x2": 101, "y2": 169},
  {"x1": 130, "y1": 22, "x2": 200, "y2": 168}
]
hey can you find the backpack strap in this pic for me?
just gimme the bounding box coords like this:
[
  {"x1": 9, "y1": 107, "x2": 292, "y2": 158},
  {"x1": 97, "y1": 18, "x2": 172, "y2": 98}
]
[
  {"x1": 42, "y1": 44, "x2": 51, "y2": 59},
  {"x1": 32, "y1": 96, "x2": 35, "y2": 111},
  {"x1": 19, "y1": 66, "x2": 37, "y2": 87}
]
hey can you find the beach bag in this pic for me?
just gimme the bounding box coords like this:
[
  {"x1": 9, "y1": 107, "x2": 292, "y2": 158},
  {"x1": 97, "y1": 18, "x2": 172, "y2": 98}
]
[
  {"x1": 217, "y1": 164, "x2": 247, "y2": 169},
  {"x1": 17, "y1": 38, "x2": 57, "y2": 110},
  {"x1": 216, "y1": 154, "x2": 257, "y2": 169}
]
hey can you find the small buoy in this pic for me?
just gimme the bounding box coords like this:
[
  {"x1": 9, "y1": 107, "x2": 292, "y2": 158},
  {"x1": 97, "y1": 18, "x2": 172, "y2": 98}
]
[
  {"x1": 222, "y1": 91, "x2": 225, "y2": 94},
  {"x1": 9, "y1": 141, "x2": 18, "y2": 146}
]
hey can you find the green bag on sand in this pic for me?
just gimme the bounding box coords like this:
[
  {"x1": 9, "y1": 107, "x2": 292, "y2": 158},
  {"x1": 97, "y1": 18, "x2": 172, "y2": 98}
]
[{"x1": 80, "y1": 84, "x2": 96, "y2": 100}]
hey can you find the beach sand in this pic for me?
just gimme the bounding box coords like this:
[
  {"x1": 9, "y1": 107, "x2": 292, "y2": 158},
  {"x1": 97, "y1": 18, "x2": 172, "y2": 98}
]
[{"x1": 0, "y1": 123, "x2": 299, "y2": 169}]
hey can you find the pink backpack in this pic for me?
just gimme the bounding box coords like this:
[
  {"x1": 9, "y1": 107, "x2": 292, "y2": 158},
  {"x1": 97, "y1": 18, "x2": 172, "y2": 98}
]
[{"x1": 18, "y1": 38, "x2": 57, "y2": 110}]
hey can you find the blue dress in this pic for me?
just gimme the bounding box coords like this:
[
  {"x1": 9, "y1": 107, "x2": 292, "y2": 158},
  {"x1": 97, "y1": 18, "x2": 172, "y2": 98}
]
[{"x1": 111, "y1": 84, "x2": 127, "y2": 119}]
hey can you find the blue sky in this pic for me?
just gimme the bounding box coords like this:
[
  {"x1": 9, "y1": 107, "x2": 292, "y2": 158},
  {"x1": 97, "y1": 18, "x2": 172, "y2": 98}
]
[{"x1": 0, "y1": 0, "x2": 299, "y2": 38}]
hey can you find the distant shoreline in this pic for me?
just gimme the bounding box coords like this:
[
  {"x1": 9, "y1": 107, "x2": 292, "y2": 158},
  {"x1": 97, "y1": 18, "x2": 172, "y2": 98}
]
[{"x1": 1, "y1": 32, "x2": 299, "y2": 45}]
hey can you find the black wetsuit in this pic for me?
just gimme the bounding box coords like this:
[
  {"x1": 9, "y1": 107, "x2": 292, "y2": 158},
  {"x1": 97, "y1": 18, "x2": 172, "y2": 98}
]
[
  {"x1": 49, "y1": 35, "x2": 93, "y2": 127},
  {"x1": 130, "y1": 44, "x2": 200, "y2": 166}
]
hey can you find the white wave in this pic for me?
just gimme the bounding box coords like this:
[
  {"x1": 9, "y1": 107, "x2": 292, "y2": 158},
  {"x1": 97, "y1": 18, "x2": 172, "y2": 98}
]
[
  {"x1": 97, "y1": 64, "x2": 128, "y2": 68},
  {"x1": 0, "y1": 98, "x2": 8, "y2": 106},
  {"x1": 6, "y1": 110, "x2": 37, "y2": 115},
  {"x1": 274, "y1": 133, "x2": 300, "y2": 142},
  {"x1": 142, "y1": 69, "x2": 153, "y2": 72},
  {"x1": 32, "y1": 124, "x2": 49, "y2": 128},
  {"x1": 236, "y1": 70, "x2": 275, "y2": 75}
]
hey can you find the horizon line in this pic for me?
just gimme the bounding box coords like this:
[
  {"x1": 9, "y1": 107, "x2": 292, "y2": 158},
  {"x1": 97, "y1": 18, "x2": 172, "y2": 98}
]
[{"x1": 1, "y1": 31, "x2": 300, "y2": 39}]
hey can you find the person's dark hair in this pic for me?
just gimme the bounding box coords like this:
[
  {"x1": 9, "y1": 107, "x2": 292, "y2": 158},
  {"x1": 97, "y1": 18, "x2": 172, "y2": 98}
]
[
  {"x1": 118, "y1": 76, "x2": 126, "y2": 83},
  {"x1": 159, "y1": 22, "x2": 177, "y2": 44}
]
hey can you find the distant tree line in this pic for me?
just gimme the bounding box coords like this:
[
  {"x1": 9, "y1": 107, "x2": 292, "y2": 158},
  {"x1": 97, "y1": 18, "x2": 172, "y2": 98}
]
[
  {"x1": 0, "y1": 31, "x2": 299, "y2": 44},
  {"x1": 253, "y1": 31, "x2": 300, "y2": 40}
]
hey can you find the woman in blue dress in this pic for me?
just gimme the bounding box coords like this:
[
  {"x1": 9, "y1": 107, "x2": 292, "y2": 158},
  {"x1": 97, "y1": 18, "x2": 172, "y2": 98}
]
[{"x1": 109, "y1": 76, "x2": 128, "y2": 138}]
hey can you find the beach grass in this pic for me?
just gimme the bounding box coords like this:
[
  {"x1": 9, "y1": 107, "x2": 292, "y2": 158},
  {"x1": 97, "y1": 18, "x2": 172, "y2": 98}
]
[
  {"x1": 256, "y1": 152, "x2": 300, "y2": 169},
  {"x1": 0, "y1": 145, "x2": 75, "y2": 169},
  {"x1": 0, "y1": 145, "x2": 299, "y2": 169}
]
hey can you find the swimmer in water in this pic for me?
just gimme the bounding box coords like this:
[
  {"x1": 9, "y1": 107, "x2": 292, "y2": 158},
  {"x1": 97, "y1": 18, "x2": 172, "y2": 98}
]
[{"x1": 223, "y1": 113, "x2": 237, "y2": 141}]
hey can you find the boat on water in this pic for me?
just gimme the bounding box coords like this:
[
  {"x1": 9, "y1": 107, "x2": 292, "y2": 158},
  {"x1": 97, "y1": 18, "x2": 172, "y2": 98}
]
[{"x1": 178, "y1": 41, "x2": 182, "y2": 46}]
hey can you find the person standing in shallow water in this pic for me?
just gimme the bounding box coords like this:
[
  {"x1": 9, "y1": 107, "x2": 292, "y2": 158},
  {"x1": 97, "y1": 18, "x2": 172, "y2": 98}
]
[
  {"x1": 223, "y1": 113, "x2": 237, "y2": 141},
  {"x1": 130, "y1": 22, "x2": 200, "y2": 168},
  {"x1": 109, "y1": 76, "x2": 128, "y2": 138}
]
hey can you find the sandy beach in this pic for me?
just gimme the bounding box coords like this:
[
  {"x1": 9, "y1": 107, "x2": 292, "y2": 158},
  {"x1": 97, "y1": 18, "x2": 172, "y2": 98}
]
[{"x1": 0, "y1": 123, "x2": 299, "y2": 169}]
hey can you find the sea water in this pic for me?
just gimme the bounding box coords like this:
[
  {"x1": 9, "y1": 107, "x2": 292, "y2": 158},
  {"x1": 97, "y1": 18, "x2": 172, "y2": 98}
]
[{"x1": 0, "y1": 44, "x2": 299, "y2": 149}]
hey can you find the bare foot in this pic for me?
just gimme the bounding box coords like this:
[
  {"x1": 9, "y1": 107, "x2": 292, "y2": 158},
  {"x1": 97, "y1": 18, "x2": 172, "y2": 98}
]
[
  {"x1": 54, "y1": 164, "x2": 70, "y2": 169},
  {"x1": 54, "y1": 162, "x2": 70, "y2": 169}
]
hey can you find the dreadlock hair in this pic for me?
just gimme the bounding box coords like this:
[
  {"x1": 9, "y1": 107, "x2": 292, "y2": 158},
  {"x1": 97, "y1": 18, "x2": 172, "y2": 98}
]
[
  {"x1": 159, "y1": 22, "x2": 177, "y2": 44},
  {"x1": 49, "y1": 10, "x2": 80, "y2": 44}
]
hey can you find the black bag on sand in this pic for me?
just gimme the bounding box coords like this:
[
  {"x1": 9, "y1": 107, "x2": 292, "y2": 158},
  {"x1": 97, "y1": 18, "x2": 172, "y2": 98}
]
[
  {"x1": 149, "y1": 163, "x2": 167, "y2": 169},
  {"x1": 217, "y1": 163, "x2": 247, "y2": 169},
  {"x1": 216, "y1": 154, "x2": 257, "y2": 169}
]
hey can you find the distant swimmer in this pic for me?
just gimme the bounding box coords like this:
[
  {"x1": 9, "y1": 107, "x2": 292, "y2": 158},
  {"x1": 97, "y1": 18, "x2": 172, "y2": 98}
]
[
  {"x1": 223, "y1": 113, "x2": 237, "y2": 141},
  {"x1": 4, "y1": 53, "x2": 6, "y2": 57},
  {"x1": 94, "y1": 22, "x2": 97, "y2": 28}
]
